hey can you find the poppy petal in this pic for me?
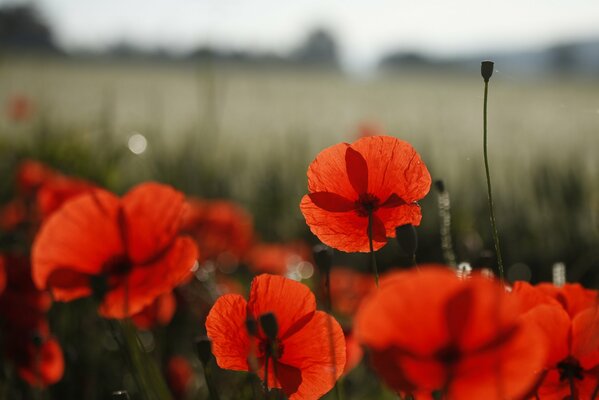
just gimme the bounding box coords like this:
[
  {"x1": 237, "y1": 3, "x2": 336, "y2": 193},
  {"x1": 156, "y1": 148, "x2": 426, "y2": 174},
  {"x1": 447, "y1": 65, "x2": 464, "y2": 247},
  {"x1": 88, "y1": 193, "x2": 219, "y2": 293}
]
[
  {"x1": 449, "y1": 320, "x2": 546, "y2": 400},
  {"x1": 306, "y1": 142, "x2": 358, "y2": 200},
  {"x1": 205, "y1": 294, "x2": 251, "y2": 371},
  {"x1": 374, "y1": 203, "x2": 423, "y2": 235},
  {"x1": 308, "y1": 192, "x2": 356, "y2": 212},
  {"x1": 122, "y1": 182, "x2": 186, "y2": 264},
  {"x1": 278, "y1": 311, "x2": 346, "y2": 399},
  {"x1": 247, "y1": 274, "x2": 316, "y2": 339},
  {"x1": 572, "y1": 306, "x2": 599, "y2": 369},
  {"x1": 345, "y1": 146, "x2": 368, "y2": 195},
  {"x1": 525, "y1": 304, "x2": 570, "y2": 366},
  {"x1": 99, "y1": 236, "x2": 197, "y2": 318},
  {"x1": 17, "y1": 338, "x2": 65, "y2": 387},
  {"x1": 351, "y1": 136, "x2": 431, "y2": 203},
  {"x1": 300, "y1": 195, "x2": 386, "y2": 252},
  {"x1": 31, "y1": 189, "x2": 123, "y2": 296}
]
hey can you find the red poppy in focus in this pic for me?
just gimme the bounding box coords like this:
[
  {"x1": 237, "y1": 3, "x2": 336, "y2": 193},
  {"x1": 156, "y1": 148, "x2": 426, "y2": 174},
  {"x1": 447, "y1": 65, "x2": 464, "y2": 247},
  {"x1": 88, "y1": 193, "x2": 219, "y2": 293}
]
[
  {"x1": 181, "y1": 198, "x2": 254, "y2": 267},
  {"x1": 300, "y1": 135, "x2": 431, "y2": 252},
  {"x1": 131, "y1": 292, "x2": 177, "y2": 330},
  {"x1": 31, "y1": 182, "x2": 199, "y2": 318},
  {"x1": 355, "y1": 266, "x2": 546, "y2": 399},
  {"x1": 206, "y1": 274, "x2": 346, "y2": 399},
  {"x1": 329, "y1": 267, "x2": 375, "y2": 316},
  {"x1": 6, "y1": 95, "x2": 34, "y2": 122},
  {"x1": 245, "y1": 241, "x2": 312, "y2": 276},
  {"x1": 166, "y1": 355, "x2": 194, "y2": 400},
  {"x1": 0, "y1": 254, "x2": 64, "y2": 387},
  {"x1": 512, "y1": 281, "x2": 599, "y2": 399}
]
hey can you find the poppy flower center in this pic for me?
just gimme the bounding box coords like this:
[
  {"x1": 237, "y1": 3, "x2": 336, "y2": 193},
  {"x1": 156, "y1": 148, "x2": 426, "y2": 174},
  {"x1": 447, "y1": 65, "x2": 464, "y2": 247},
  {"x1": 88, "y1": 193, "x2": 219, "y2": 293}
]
[
  {"x1": 355, "y1": 193, "x2": 380, "y2": 217},
  {"x1": 435, "y1": 345, "x2": 462, "y2": 365},
  {"x1": 102, "y1": 254, "x2": 133, "y2": 276},
  {"x1": 557, "y1": 357, "x2": 584, "y2": 382},
  {"x1": 259, "y1": 338, "x2": 284, "y2": 360}
]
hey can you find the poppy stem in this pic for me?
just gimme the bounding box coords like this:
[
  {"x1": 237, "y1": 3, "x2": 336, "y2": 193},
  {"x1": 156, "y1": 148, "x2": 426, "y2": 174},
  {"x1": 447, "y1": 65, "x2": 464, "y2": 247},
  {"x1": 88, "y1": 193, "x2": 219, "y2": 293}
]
[
  {"x1": 263, "y1": 353, "x2": 270, "y2": 392},
  {"x1": 367, "y1": 211, "x2": 379, "y2": 287},
  {"x1": 481, "y1": 61, "x2": 504, "y2": 281},
  {"x1": 568, "y1": 373, "x2": 576, "y2": 399}
]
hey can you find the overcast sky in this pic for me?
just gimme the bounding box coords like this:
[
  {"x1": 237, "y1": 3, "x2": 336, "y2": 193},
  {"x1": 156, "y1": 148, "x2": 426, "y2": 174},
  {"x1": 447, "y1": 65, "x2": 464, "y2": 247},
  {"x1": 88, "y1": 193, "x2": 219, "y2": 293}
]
[{"x1": 8, "y1": 0, "x2": 599, "y2": 71}]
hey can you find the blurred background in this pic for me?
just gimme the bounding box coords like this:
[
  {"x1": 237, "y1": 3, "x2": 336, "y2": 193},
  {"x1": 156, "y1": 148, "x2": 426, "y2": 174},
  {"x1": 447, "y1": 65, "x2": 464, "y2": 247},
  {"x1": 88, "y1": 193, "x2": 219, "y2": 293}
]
[{"x1": 1, "y1": 0, "x2": 598, "y2": 285}]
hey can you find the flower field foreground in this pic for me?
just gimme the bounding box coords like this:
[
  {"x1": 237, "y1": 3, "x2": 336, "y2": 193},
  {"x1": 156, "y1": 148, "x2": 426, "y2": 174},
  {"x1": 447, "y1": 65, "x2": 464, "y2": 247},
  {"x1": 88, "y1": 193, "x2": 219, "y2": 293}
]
[{"x1": 0, "y1": 114, "x2": 598, "y2": 397}]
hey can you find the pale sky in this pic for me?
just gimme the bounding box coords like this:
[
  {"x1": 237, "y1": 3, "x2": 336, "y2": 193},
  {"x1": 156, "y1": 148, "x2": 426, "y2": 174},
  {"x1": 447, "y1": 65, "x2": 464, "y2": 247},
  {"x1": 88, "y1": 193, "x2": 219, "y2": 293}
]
[{"x1": 8, "y1": 0, "x2": 599, "y2": 71}]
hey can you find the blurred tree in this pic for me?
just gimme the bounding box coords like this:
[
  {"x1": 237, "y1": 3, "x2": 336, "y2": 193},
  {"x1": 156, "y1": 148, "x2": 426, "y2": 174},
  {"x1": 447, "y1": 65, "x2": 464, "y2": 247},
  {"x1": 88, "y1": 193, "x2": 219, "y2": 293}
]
[
  {"x1": 0, "y1": 3, "x2": 59, "y2": 52},
  {"x1": 293, "y1": 28, "x2": 339, "y2": 68}
]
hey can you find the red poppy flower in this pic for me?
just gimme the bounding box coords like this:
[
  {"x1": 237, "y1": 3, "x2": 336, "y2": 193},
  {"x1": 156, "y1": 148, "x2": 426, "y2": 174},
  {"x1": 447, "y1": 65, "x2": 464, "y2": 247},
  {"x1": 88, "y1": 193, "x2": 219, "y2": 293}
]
[
  {"x1": 206, "y1": 274, "x2": 346, "y2": 399},
  {"x1": 535, "y1": 282, "x2": 598, "y2": 318},
  {"x1": 31, "y1": 182, "x2": 199, "y2": 318},
  {"x1": 354, "y1": 266, "x2": 546, "y2": 399},
  {"x1": 16, "y1": 160, "x2": 54, "y2": 196},
  {"x1": 329, "y1": 267, "x2": 375, "y2": 316},
  {"x1": 7, "y1": 94, "x2": 34, "y2": 122},
  {"x1": 245, "y1": 241, "x2": 312, "y2": 276},
  {"x1": 166, "y1": 356, "x2": 194, "y2": 400},
  {"x1": 36, "y1": 174, "x2": 96, "y2": 219},
  {"x1": 181, "y1": 198, "x2": 254, "y2": 267},
  {"x1": 300, "y1": 135, "x2": 431, "y2": 252},
  {"x1": 0, "y1": 199, "x2": 28, "y2": 231},
  {"x1": 131, "y1": 292, "x2": 177, "y2": 330},
  {"x1": 10, "y1": 332, "x2": 65, "y2": 388},
  {"x1": 512, "y1": 281, "x2": 599, "y2": 399}
]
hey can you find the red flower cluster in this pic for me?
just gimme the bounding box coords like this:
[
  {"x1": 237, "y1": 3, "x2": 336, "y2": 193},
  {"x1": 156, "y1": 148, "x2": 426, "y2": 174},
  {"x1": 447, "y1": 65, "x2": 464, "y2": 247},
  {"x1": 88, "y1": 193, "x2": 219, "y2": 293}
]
[
  {"x1": 355, "y1": 266, "x2": 547, "y2": 399},
  {"x1": 1, "y1": 160, "x2": 95, "y2": 231},
  {"x1": 32, "y1": 182, "x2": 198, "y2": 318},
  {"x1": 300, "y1": 135, "x2": 431, "y2": 252},
  {"x1": 0, "y1": 254, "x2": 64, "y2": 387},
  {"x1": 206, "y1": 274, "x2": 346, "y2": 399}
]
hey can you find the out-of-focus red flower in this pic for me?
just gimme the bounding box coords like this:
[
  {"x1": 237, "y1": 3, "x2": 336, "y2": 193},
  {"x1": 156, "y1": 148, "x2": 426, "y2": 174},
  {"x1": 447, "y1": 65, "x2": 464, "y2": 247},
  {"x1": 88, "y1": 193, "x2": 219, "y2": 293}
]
[
  {"x1": 329, "y1": 267, "x2": 375, "y2": 316},
  {"x1": 166, "y1": 356, "x2": 194, "y2": 400},
  {"x1": 0, "y1": 199, "x2": 28, "y2": 231},
  {"x1": 0, "y1": 254, "x2": 64, "y2": 387},
  {"x1": 245, "y1": 241, "x2": 312, "y2": 276},
  {"x1": 343, "y1": 331, "x2": 363, "y2": 375},
  {"x1": 17, "y1": 160, "x2": 54, "y2": 196},
  {"x1": 181, "y1": 198, "x2": 254, "y2": 267},
  {"x1": 1, "y1": 160, "x2": 96, "y2": 231},
  {"x1": 206, "y1": 274, "x2": 346, "y2": 399},
  {"x1": 356, "y1": 121, "x2": 385, "y2": 138},
  {"x1": 0, "y1": 256, "x2": 5, "y2": 295},
  {"x1": 6, "y1": 95, "x2": 34, "y2": 122},
  {"x1": 32, "y1": 182, "x2": 199, "y2": 319},
  {"x1": 355, "y1": 266, "x2": 546, "y2": 399},
  {"x1": 0, "y1": 254, "x2": 52, "y2": 329},
  {"x1": 300, "y1": 135, "x2": 431, "y2": 253},
  {"x1": 512, "y1": 281, "x2": 599, "y2": 399},
  {"x1": 131, "y1": 292, "x2": 177, "y2": 330},
  {"x1": 215, "y1": 274, "x2": 246, "y2": 296}
]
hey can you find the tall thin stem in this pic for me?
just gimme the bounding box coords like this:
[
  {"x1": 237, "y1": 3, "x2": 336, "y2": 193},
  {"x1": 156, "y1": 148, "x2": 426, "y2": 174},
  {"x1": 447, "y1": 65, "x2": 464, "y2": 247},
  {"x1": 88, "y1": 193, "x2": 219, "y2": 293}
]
[
  {"x1": 482, "y1": 75, "x2": 504, "y2": 280},
  {"x1": 368, "y1": 211, "x2": 379, "y2": 286}
]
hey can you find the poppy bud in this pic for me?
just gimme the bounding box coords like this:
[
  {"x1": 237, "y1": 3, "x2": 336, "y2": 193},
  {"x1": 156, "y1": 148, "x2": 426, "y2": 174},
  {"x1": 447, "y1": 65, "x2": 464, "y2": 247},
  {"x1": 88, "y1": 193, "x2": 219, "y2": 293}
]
[
  {"x1": 112, "y1": 391, "x2": 130, "y2": 400},
  {"x1": 481, "y1": 61, "x2": 494, "y2": 82},
  {"x1": 259, "y1": 312, "x2": 278, "y2": 341},
  {"x1": 313, "y1": 244, "x2": 333, "y2": 274},
  {"x1": 395, "y1": 224, "x2": 418, "y2": 258},
  {"x1": 195, "y1": 336, "x2": 214, "y2": 365},
  {"x1": 246, "y1": 317, "x2": 258, "y2": 337},
  {"x1": 434, "y1": 179, "x2": 446, "y2": 193}
]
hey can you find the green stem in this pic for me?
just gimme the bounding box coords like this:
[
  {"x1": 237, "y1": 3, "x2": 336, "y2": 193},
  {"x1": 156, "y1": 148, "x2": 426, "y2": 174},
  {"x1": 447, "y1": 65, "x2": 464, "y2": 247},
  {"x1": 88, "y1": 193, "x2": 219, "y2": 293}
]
[
  {"x1": 482, "y1": 80, "x2": 504, "y2": 280},
  {"x1": 203, "y1": 364, "x2": 221, "y2": 400},
  {"x1": 367, "y1": 212, "x2": 379, "y2": 287},
  {"x1": 263, "y1": 353, "x2": 270, "y2": 392}
]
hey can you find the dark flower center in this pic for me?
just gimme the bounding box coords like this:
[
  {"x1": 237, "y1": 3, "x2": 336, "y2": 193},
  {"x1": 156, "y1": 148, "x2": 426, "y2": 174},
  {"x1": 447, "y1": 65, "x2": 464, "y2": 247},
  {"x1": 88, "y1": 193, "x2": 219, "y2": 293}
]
[
  {"x1": 102, "y1": 254, "x2": 133, "y2": 276},
  {"x1": 557, "y1": 357, "x2": 584, "y2": 382},
  {"x1": 355, "y1": 193, "x2": 380, "y2": 217},
  {"x1": 435, "y1": 345, "x2": 462, "y2": 365},
  {"x1": 259, "y1": 338, "x2": 284, "y2": 360}
]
